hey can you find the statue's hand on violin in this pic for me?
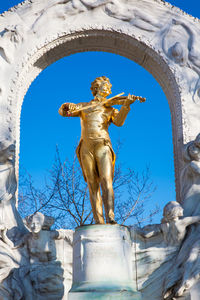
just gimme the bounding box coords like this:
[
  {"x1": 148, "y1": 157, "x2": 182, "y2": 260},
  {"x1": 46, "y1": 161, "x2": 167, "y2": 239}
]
[
  {"x1": 123, "y1": 94, "x2": 139, "y2": 107},
  {"x1": 105, "y1": 93, "x2": 146, "y2": 107}
]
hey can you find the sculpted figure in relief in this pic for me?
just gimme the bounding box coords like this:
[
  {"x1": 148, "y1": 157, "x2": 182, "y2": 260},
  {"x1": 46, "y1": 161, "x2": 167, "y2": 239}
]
[
  {"x1": 135, "y1": 201, "x2": 200, "y2": 299},
  {"x1": 173, "y1": 232, "x2": 200, "y2": 298},
  {"x1": 0, "y1": 143, "x2": 16, "y2": 204},
  {"x1": 32, "y1": 0, "x2": 162, "y2": 34},
  {"x1": 59, "y1": 76, "x2": 145, "y2": 224},
  {"x1": 0, "y1": 25, "x2": 24, "y2": 64},
  {"x1": 161, "y1": 134, "x2": 200, "y2": 299},
  {"x1": 15, "y1": 212, "x2": 68, "y2": 261},
  {"x1": 0, "y1": 142, "x2": 26, "y2": 231},
  {"x1": 9, "y1": 212, "x2": 71, "y2": 300},
  {"x1": 162, "y1": 19, "x2": 200, "y2": 103},
  {"x1": 105, "y1": 1, "x2": 161, "y2": 32},
  {"x1": 181, "y1": 133, "x2": 200, "y2": 216},
  {"x1": 135, "y1": 201, "x2": 200, "y2": 247}
]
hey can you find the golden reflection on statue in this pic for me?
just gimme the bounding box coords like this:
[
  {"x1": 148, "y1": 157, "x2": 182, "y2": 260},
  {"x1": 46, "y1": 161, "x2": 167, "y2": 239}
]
[{"x1": 59, "y1": 76, "x2": 145, "y2": 224}]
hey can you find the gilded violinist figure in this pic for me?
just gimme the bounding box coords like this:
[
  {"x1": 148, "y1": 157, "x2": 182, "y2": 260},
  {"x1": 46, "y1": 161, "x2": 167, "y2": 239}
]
[{"x1": 59, "y1": 76, "x2": 145, "y2": 224}]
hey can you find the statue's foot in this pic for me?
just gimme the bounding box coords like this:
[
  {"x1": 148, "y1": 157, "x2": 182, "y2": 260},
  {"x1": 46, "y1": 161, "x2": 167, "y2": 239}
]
[
  {"x1": 95, "y1": 221, "x2": 105, "y2": 225},
  {"x1": 163, "y1": 290, "x2": 171, "y2": 299},
  {"x1": 94, "y1": 215, "x2": 105, "y2": 224},
  {"x1": 163, "y1": 288, "x2": 175, "y2": 300},
  {"x1": 108, "y1": 219, "x2": 117, "y2": 225},
  {"x1": 175, "y1": 286, "x2": 185, "y2": 297},
  {"x1": 175, "y1": 280, "x2": 193, "y2": 297}
]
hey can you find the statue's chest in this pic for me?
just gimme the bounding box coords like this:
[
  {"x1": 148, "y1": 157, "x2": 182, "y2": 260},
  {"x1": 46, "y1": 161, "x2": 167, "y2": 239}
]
[
  {"x1": 28, "y1": 232, "x2": 52, "y2": 254},
  {"x1": 82, "y1": 105, "x2": 113, "y2": 123}
]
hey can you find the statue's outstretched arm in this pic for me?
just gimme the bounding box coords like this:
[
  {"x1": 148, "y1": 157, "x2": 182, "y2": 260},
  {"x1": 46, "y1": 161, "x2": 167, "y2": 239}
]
[
  {"x1": 181, "y1": 216, "x2": 200, "y2": 227},
  {"x1": 135, "y1": 224, "x2": 162, "y2": 239},
  {"x1": 190, "y1": 161, "x2": 200, "y2": 175},
  {"x1": 12, "y1": 233, "x2": 31, "y2": 249},
  {"x1": 52, "y1": 230, "x2": 73, "y2": 245},
  {"x1": 58, "y1": 102, "x2": 86, "y2": 117},
  {"x1": 52, "y1": 230, "x2": 65, "y2": 240}
]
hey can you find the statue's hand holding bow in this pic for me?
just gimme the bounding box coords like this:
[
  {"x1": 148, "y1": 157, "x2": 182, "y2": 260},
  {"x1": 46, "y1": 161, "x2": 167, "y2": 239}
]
[{"x1": 59, "y1": 103, "x2": 79, "y2": 116}]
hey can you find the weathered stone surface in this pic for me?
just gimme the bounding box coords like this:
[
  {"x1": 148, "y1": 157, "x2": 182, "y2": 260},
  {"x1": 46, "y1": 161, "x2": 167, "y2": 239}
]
[
  {"x1": 0, "y1": 212, "x2": 73, "y2": 300},
  {"x1": 131, "y1": 201, "x2": 200, "y2": 300},
  {"x1": 69, "y1": 224, "x2": 141, "y2": 299}
]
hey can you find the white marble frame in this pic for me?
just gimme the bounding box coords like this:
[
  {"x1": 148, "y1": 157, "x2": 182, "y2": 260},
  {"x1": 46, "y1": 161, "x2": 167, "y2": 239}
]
[{"x1": 0, "y1": 0, "x2": 200, "y2": 207}]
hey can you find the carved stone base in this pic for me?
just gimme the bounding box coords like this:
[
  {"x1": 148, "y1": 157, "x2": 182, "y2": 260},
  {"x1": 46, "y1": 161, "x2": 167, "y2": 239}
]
[
  {"x1": 69, "y1": 224, "x2": 140, "y2": 299},
  {"x1": 68, "y1": 291, "x2": 140, "y2": 300}
]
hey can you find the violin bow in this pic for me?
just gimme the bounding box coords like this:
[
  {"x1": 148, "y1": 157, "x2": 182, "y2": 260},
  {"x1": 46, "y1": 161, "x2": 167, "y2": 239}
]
[{"x1": 69, "y1": 92, "x2": 145, "y2": 114}]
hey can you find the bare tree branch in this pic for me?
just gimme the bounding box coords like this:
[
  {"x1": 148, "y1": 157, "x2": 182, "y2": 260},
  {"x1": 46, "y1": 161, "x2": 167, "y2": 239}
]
[{"x1": 18, "y1": 143, "x2": 158, "y2": 229}]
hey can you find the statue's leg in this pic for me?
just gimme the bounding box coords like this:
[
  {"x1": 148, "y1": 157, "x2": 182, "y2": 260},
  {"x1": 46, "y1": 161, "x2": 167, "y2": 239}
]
[
  {"x1": 80, "y1": 144, "x2": 104, "y2": 224},
  {"x1": 96, "y1": 144, "x2": 116, "y2": 224}
]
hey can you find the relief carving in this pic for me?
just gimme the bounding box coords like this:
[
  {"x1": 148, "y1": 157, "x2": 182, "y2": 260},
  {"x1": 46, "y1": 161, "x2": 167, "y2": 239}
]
[
  {"x1": 162, "y1": 19, "x2": 200, "y2": 103},
  {"x1": 105, "y1": 1, "x2": 161, "y2": 32},
  {"x1": 0, "y1": 25, "x2": 24, "y2": 64},
  {"x1": 0, "y1": 142, "x2": 16, "y2": 204},
  {"x1": 136, "y1": 201, "x2": 200, "y2": 247},
  {"x1": 133, "y1": 201, "x2": 200, "y2": 299},
  {"x1": 0, "y1": 212, "x2": 72, "y2": 300},
  {"x1": 181, "y1": 133, "x2": 200, "y2": 216}
]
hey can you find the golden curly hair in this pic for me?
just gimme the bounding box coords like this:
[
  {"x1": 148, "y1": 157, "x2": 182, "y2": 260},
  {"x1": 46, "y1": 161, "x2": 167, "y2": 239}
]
[{"x1": 90, "y1": 76, "x2": 112, "y2": 96}]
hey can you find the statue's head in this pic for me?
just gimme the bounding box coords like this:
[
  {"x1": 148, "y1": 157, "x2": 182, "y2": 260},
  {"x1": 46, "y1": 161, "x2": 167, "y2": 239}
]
[
  {"x1": 91, "y1": 76, "x2": 112, "y2": 98},
  {"x1": 26, "y1": 212, "x2": 55, "y2": 233},
  {"x1": 0, "y1": 142, "x2": 15, "y2": 162},
  {"x1": 162, "y1": 201, "x2": 183, "y2": 222},
  {"x1": 188, "y1": 143, "x2": 200, "y2": 161},
  {"x1": 194, "y1": 133, "x2": 200, "y2": 147}
]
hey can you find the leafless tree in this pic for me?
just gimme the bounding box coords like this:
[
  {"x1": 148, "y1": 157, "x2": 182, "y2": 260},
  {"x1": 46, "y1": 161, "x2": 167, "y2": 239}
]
[{"x1": 18, "y1": 145, "x2": 158, "y2": 229}]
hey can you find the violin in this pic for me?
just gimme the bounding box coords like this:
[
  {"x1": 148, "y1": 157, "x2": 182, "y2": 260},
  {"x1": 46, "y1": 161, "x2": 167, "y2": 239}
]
[
  {"x1": 62, "y1": 93, "x2": 146, "y2": 115},
  {"x1": 104, "y1": 93, "x2": 146, "y2": 107}
]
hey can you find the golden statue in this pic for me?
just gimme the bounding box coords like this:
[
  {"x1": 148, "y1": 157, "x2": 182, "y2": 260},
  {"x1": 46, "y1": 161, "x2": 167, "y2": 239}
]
[{"x1": 59, "y1": 76, "x2": 145, "y2": 224}]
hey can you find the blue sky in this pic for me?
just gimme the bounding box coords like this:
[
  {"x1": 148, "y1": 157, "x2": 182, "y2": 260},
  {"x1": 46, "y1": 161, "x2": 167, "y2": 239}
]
[{"x1": 1, "y1": 1, "x2": 200, "y2": 224}]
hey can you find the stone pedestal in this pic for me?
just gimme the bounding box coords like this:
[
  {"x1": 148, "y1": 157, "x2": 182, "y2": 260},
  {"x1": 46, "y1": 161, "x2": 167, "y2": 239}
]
[
  {"x1": 69, "y1": 224, "x2": 141, "y2": 300},
  {"x1": 191, "y1": 281, "x2": 200, "y2": 300}
]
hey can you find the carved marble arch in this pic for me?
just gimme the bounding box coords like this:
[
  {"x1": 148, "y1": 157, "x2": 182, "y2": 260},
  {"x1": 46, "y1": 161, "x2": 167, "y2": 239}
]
[
  {"x1": 14, "y1": 30, "x2": 182, "y2": 195},
  {"x1": 1, "y1": 0, "x2": 200, "y2": 212}
]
